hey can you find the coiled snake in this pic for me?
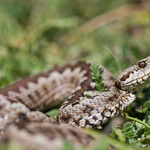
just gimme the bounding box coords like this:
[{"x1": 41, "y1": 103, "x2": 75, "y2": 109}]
[{"x1": 0, "y1": 56, "x2": 150, "y2": 149}]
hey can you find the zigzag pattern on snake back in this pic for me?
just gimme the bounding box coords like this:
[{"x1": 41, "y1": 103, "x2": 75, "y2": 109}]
[{"x1": 0, "y1": 56, "x2": 150, "y2": 150}]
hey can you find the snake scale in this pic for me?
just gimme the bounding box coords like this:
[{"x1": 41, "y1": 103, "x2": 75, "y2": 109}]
[{"x1": 0, "y1": 56, "x2": 150, "y2": 149}]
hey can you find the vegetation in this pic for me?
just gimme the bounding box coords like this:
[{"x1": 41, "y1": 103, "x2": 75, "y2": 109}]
[
  {"x1": 0, "y1": 0, "x2": 150, "y2": 149},
  {"x1": 88, "y1": 62, "x2": 150, "y2": 148},
  {"x1": 84, "y1": 62, "x2": 105, "y2": 98}
]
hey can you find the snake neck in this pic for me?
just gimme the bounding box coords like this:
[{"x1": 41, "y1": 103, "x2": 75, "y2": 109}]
[
  {"x1": 108, "y1": 86, "x2": 136, "y2": 111},
  {"x1": 57, "y1": 85, "x2": 136, "y2": 128}
]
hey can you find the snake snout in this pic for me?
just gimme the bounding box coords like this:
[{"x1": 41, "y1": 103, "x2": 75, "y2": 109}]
[{"x1": 115, "y1": 56, "x2": 150, "y2": 94}]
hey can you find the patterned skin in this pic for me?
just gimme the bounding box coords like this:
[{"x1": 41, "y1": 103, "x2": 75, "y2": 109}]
[
  {"x1": 0, "y1": 57, "x2": 150, "y2": 149},
  {"x1": 57, "y1": 56, "x2": 150, "y2": 127}
]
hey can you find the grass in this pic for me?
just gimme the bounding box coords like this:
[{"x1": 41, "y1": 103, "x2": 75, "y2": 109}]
[{"x1": 0, "y1": 0, "x2": 150, "y2": 149}]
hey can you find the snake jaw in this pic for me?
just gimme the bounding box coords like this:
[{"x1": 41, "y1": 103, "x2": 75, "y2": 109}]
[{"x1": 115, "y1": 56, "x2": 150, "y2": 94}]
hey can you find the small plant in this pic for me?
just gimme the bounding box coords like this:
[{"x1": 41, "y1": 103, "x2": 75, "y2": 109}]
[
  {"x1": 91, "y1": 63, "x2": 105, "y2": 93},
  {"x1": 122, "y1": 122, "x2": 137, "y2": 145},
  {"x1": 84, "y1": 63, "x2": 105, "y2": 98},
  {"x1": 111, "y1": 96, "x2": 150, "y2": 147}
]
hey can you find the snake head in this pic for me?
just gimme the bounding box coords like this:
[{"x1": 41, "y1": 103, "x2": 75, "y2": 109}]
[{"x1": 115, "y1": 56, "x2": 150, "y2": 94}]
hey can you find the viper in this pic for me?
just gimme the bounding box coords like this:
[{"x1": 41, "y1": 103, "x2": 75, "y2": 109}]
[{"x1": 0, "y1": 56, "x2": 150, "y2": 149}]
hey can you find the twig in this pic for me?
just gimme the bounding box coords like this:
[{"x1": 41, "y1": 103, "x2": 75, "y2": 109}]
[{"x1": 126, "y1": 116, "x2": 150, "y2": 129}]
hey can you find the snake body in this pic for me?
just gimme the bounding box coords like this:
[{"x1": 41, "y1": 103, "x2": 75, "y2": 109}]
[{"x1": 0, "y1": 56, "x2": 150, "y2": 149}]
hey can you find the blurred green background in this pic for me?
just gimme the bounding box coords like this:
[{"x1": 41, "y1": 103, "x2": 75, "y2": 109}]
[{"x1": 0, "y1": 0, "x2": 150, "y2": 87}]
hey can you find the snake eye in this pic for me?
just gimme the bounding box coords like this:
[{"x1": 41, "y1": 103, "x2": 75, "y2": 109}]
[{"x1": 138, "y1": 61, "x2": 147, "y2": 68}]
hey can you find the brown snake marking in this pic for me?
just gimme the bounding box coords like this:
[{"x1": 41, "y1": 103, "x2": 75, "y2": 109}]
[{"x1": 0, "y1": 57, "x2": 150, "y2": 149}]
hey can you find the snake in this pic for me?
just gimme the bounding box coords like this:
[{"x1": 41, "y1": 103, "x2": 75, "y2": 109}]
[{"x1": 0, "y1": 56, "x2": 150, "y2": 149}]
